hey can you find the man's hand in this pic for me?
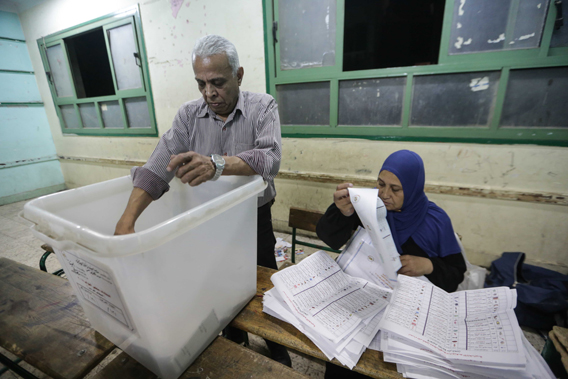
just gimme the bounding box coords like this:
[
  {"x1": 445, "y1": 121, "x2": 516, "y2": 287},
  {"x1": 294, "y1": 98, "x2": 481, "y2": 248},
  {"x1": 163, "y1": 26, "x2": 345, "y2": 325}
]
[
  {"x1": 114, "y1": 188, "x2": 153, "y2": 236},
  {"x1": 398, "y1": 255, "x2": 434, "y2": 277},
  {"x1": 167, "y1": 152, "x2": 215, "y2": 186},
  {"x1": 334, "y1": 183, "x2": 355, "y2": 217},
  {"x1": 114, "y1": 220, "x2": 135, "y2": 235}
]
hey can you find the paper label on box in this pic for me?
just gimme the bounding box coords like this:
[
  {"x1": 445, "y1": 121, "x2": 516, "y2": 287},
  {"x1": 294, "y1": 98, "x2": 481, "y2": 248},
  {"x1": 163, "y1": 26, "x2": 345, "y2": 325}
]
[{"x1": 59, "y1": 250, "x2": 135, "y2": 331}]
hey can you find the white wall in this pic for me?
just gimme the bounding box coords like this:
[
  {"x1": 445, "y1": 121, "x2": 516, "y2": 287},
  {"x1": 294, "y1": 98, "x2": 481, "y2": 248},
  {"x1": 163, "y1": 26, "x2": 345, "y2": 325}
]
[
  {"x1": 19, "y1": 0, "x2": 267, "y2": 161},
  {"x1": 18, "y1": 0, "x2": 568, "y2": 273}
]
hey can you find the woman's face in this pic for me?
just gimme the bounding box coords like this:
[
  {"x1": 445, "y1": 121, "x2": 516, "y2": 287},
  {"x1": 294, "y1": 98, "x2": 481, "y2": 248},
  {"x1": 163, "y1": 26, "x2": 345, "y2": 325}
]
[{"x1": 377, "y1": 170, "x2": 404, "y2": 212}]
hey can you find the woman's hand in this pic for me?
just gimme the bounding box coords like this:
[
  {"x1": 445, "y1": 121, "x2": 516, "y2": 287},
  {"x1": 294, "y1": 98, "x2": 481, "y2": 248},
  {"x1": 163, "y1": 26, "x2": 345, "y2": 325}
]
[
  {"x1": 333, "y1": 183, "x2": 355, "y2": 217},
  {"x1": 398, "y1": 255, "x2": 434, "y2": 276}
]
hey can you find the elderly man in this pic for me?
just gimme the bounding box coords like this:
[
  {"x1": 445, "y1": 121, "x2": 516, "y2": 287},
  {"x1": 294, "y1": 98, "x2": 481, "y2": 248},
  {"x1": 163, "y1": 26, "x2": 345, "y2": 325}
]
[{"x1": 114, "y1": 35, "x2": 290, "y2": 366}]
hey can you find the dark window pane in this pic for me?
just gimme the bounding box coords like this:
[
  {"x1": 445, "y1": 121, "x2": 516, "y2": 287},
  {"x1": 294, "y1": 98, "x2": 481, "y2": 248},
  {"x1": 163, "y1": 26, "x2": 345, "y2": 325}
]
[
  {"x1": 338, "y1": 77, "x2": 406, "y2": 126},
  {"x1": 276, "y1": 82, "x2": 330, "y2": 125},
  {"x1": 449, "y1": 0, "x2": 511, "y2": 54},
  {"x1": 551, "y1": 2, "x2": 568, "y2": 47},
  {"x1": 510, "y1": 0, "x2": 548, "y2": 50},
  {"x1": 411, "y1": 71, "x2": 500, "y2": 127},
  {"x1": 343, "y1": 0, "x2": 444, "y2": 71},
  {"x1": 66, "y1": 28, "x2": 115, "y2": 98},
  {"x1": 501, "y1": 67, "x2": 568, "y2": 128}
]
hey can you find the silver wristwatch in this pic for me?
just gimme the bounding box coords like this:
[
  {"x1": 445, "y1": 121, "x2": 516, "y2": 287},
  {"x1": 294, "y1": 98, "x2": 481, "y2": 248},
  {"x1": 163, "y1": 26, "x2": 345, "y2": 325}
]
[{"x1": 210, "y1": 154, "x2": 225, "y2": 181}]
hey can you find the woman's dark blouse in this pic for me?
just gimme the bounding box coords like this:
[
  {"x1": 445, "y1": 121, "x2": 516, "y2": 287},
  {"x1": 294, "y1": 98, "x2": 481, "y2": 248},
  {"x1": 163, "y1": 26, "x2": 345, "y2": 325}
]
[{"x1": 316, "y1": 203, "x2": 466, "y2": 292}]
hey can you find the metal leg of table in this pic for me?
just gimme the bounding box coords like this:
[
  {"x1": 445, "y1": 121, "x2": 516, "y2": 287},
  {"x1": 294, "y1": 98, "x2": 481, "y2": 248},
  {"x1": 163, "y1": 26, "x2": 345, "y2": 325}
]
[{"x1": 0, "y1": 353, "x2": 39, "y2": 379}]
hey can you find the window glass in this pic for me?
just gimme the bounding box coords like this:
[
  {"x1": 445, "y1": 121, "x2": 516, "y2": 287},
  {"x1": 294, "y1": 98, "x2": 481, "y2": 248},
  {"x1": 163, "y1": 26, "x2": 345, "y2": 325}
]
[
  {"x1": 551, "y1": 2, "x2": 568, "y2": 47},
  {"x1": 60, "y1": 105, "x2": 80, "y2": 128},
  {"x1": 509, "y1": 0, "x2": 548, "y2": 50},
  {"x1": 411, "y1": 71, "x2": 500, "y2": 127},
  {"x1": 278, "y1": 0, "x2": 336, "y2": 70},
  {"x1": 79, "y1": 103, "x2": 99, "y2": 128},
  {"x1": 338, "y1": 77, "x2": 406, "y2": 126},
  {"x1": 46, "y1": 44, "x2": 74, "y2": 97},
  {"x1": 124, "y1": 97, "x2": 151, "y2": 128},
  {"x1": 500, "y1": 67, "x2": 568, "y2": 128},
  {"x1": 108, "y1": 23, "x2": 143, "y2": 90},
  {"x1": 100, "y1": 101, "x2": 123, "y2": 128},
  {"x1": 276, "y1": 82, "x2": 330, "y2": 125}
]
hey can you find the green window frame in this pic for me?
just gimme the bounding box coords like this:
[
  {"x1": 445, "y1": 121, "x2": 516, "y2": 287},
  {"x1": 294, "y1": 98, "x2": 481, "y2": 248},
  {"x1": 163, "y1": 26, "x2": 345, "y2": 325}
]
[
  {"x1": 37, "y1": 5, "x2": 157, "y2": 137},
  {"x1": 263, "y1": 0, "x2": 568, "y2": 146}
]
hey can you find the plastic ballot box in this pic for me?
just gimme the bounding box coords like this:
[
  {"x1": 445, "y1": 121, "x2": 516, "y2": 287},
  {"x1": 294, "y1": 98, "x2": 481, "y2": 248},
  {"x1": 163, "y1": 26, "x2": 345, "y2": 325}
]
[{"x1": 23, "y1": 175, "x2": 266, "y2": 379}]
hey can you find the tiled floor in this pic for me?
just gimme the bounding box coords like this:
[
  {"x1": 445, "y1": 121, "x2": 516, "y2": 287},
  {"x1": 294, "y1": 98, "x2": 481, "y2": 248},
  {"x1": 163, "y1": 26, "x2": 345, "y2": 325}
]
[{"x1": 0, "y1": 199, "x2": 547, "y2": 379}]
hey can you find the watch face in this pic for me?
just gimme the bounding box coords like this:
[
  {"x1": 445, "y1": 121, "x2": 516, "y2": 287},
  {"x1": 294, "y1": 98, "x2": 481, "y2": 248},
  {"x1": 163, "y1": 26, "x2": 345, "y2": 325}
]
[{"x1": 212, "y1": 154, "x2": 224, "y2": 167}]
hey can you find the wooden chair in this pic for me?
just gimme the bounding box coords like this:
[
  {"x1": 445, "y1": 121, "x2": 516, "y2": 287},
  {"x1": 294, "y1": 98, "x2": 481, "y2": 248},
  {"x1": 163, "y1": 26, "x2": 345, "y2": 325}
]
[
  {"x1": 288, "y1": 207, "x2": 341, "y2": 263},
  {"x1": 39, "y1": 244, "x2": 64, "y2": 276}
]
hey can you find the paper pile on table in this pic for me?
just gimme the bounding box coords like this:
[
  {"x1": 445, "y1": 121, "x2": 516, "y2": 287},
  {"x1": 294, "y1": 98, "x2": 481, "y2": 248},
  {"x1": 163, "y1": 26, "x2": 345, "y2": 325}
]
[
  {"x1": 263, "y1": 250, "x2": 392, "y2": 368},
  {"x1": 378, "y1": 275, "x2": 555, "y2": 379}
]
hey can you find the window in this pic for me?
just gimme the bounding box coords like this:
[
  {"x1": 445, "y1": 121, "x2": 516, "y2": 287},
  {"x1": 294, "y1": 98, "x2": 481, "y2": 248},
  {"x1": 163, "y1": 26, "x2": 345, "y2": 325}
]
[
  {"x1": 37, "y1": 6, "x2": 157, "y2": 136},
  {"x1": 264, "y1": 0, "x2": 568, "y2": 146}
]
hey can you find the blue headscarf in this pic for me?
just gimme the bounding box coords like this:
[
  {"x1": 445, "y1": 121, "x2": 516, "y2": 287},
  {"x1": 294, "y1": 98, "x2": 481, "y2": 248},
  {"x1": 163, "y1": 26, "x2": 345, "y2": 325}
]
[{"x1": 380, "y1": 150, "x2": 461, "y2": 258}]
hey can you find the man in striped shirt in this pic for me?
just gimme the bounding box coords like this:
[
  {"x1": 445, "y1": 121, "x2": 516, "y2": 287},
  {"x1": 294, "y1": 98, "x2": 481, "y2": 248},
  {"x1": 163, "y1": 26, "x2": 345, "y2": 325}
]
[{"x1": 114, "y1": 35, "x2": 289, "y2": 365}]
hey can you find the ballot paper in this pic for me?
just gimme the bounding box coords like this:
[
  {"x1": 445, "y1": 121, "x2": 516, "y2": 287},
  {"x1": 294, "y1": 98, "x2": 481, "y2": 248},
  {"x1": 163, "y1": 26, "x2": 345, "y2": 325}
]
[
  {"x1": 378, "y1": 275, "x2": 525, "y2": 366},
  {"x1": 347, "y1": 188, "x2": 401, "y2": 281},
  {"x1": 336, "y1": 227, "x2": 395, "y2": 289},
  {"x1": 265, "y1": 250, "x2": 392, "y2": 368}
]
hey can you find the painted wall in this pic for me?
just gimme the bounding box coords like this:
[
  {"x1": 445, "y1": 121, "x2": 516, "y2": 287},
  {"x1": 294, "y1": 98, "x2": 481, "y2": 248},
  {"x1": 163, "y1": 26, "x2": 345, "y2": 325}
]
[
  {"x1": 16, "y1": 0, "x2": 568, "y2": 273},
  {"x1": 0, "y1": 10, "x2": 65, "y2": 205}
]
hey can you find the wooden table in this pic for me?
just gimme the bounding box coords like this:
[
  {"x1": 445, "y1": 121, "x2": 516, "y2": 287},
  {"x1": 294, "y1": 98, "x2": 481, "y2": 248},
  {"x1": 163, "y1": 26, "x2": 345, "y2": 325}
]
[
  {"x1": 230, "y1": 265, "x2": 402, "y2": 379},
  {"x1": 0, "y1": 258, "x2": 307, "y2": 379}
]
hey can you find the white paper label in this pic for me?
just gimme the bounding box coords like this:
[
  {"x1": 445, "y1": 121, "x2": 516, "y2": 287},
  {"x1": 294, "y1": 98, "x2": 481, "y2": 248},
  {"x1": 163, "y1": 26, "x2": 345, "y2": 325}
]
[{"x1": 59, "y1": 250, "x2": 135, "y2": 331}]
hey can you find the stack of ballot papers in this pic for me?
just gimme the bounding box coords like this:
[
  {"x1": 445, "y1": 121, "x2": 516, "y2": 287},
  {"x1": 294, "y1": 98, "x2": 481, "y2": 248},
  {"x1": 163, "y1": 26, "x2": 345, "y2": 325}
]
[
  {"x1": 378, "y1": 275, "x2": 555, "y2": 379},
  {"x1": 263, "y1": 250, "x2": 392, "y2": 368}
]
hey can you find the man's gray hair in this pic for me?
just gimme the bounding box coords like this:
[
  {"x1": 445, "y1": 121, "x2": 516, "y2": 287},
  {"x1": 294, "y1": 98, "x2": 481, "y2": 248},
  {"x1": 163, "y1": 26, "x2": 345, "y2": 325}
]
[{"x1": 192, "y1": 35, "x2": 240, "y2": 77}]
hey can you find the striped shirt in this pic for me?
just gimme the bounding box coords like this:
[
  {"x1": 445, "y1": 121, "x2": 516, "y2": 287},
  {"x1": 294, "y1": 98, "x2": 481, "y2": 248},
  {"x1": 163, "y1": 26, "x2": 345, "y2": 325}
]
[{"x1": 132, "y1": 91, "x2": 282, "y2": 207}]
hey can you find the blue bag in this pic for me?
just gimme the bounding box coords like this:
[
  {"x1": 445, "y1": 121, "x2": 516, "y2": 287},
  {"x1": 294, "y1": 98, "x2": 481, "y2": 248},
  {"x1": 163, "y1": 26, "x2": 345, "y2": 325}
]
[{"x1": 485, "y1": 252, "x2": 568, "y2": 330}]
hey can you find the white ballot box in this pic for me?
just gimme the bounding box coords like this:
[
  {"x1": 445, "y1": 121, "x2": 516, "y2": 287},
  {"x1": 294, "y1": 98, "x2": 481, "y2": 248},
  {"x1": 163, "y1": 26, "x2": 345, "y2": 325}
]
[{"x1": 23, "y1": 175, "x2": 266, "y2": 379}]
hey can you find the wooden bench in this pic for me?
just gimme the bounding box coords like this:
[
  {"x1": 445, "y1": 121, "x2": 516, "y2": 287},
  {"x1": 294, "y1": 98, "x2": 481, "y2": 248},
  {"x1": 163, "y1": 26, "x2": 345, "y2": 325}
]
[
  {"x1": 0, "y1": 257, "x2": 309, "y2": 379},
  {"x1": 288, "y1": 207, "x2": 341, "y2": 263},
  {"x1": 230, "y1": 265, "x2": 402, "y2": 379}
]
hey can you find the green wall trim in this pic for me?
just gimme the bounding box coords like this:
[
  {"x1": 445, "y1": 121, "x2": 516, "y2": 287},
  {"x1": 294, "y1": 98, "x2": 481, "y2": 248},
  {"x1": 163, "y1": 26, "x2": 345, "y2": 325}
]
[
  {"x1": 0, "y1": 69, "x2": 34, "y2": 74},
  {"x1": 281, "y1": 133, "x2": 568, "y2": 147},
  {"x1": 0, "y1": 36, "x2": 25, "y2": 43},
  {"x1": 0, "y1": 183, "x2": 66, "y2": 206},
  {"x1": 0, "y1": 103, "x2": 43, "y2": 107}
]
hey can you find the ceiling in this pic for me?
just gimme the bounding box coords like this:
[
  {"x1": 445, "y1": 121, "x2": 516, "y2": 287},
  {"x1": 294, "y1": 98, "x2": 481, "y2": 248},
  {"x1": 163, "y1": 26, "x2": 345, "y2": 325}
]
[{"x1": 0, "y1": 0, "x2": 48, "y2": 13}]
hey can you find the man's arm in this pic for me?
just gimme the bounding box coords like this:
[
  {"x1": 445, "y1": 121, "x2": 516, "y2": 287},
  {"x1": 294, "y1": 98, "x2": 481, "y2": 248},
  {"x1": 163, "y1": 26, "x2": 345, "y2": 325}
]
[
  {"x1": 167, "y1": 152, "x2": 255, "y2": 186},
  {"x1": 114, "y1": 187, "x2": 154, "y2": 235}
]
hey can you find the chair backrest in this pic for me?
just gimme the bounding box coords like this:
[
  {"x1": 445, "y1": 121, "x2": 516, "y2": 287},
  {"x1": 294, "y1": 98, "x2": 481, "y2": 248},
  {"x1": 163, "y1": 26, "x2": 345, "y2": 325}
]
[
  {"x1": 288, "y1": 207, "x2": 341, "y2": 263},
  {"x1": 288, "y1": 207, "x2": 325, "y2": 232}
]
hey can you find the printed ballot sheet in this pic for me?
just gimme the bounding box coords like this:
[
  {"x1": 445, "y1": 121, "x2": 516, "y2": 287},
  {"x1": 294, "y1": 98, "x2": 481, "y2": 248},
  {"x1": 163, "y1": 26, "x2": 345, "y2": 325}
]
[
  {"x1": 347, "y1": 188, "x2": 401, "y2": 281},
  {"x1": 271, "y1": 251, "x2": 391, "y2": 344},
  {"x1": 378, "y1": 275, "x2": 525, "y2": 366},
  {"x1": 337, "y1": 227, "x2": 396, "y2": 290}
]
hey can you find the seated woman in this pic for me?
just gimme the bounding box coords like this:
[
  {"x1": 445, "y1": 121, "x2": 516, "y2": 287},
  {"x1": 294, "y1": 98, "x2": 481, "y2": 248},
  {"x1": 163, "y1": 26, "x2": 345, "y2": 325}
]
[
  {"x1": 317, "y1": 149, "x2": 466, "y2": 291},
  {"x1": 317, "y1": 149, "x2": 466, "y2": 378}
]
